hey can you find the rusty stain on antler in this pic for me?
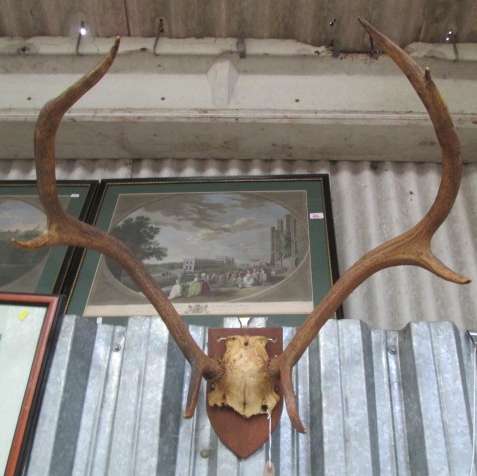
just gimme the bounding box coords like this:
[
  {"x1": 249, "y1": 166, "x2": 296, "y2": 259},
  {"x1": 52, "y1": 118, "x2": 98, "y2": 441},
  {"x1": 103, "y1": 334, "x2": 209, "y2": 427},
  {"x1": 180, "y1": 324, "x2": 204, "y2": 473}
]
[
  {"x1": 13, "y1": 18, "x2": 471, "y2": 440},
  {"x1": 267, "y1": 17, "x2": 471, "y2": 433}
]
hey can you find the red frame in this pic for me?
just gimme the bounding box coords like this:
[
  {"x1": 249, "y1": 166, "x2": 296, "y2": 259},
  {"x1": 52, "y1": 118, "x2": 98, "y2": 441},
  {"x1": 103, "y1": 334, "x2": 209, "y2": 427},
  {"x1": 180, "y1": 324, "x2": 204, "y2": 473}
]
[{"x1": 0, "y1": 292, "x2": 62, "y2": 476}]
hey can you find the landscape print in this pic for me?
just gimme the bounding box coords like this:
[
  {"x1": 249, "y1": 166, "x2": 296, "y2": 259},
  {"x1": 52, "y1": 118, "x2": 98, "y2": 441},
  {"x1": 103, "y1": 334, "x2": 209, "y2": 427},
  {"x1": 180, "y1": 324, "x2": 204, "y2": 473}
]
[
  {"x1": 0, "y1": 198, "x2": 49, "y2": 292},
  {"x1": 84, "y1": 190, "x2": 314, "y2": 318}
]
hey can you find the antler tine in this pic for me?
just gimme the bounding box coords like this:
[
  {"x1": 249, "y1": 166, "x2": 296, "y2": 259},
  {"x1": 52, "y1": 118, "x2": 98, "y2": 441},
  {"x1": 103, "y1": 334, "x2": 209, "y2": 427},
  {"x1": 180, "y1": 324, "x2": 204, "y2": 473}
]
[
  {"x1": 268, "y1": 18, "x2": 471, "y2": 433},
  {"x1": 34, "y1": 38, "x2": 121, "y2": 228},
  {"x1": 14, "y1": 38, "x2": 223, "y2": 418}
]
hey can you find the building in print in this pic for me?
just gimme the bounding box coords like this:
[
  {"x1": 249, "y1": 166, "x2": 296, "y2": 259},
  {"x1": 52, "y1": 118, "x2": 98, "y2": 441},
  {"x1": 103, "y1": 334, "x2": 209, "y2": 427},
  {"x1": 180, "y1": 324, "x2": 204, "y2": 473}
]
[
  {"x1": 183, "y1": 256, "x2": 235, "y2": 272},
  {"x1": 215, "y1": 256, "x2": 235, "y2": 267},
  {"x1": 270, "y1": 213, "x2": 306, "y2": 270}
]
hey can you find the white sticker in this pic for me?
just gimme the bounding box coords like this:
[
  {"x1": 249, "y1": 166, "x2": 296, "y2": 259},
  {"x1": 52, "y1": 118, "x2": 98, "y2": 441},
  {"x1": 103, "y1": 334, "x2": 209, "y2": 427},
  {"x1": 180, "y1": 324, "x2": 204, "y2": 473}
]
[
  {"x1": 71, "y1": 194, "x2": 80, "y2": 198},
  {"x1": 309, "y1": 212, "x2": 324, "y2": 219}
]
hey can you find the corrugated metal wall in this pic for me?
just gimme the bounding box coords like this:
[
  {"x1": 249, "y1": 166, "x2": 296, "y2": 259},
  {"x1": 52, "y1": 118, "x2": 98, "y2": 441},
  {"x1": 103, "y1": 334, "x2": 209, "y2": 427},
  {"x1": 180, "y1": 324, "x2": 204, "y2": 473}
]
[
  {"x1": 1, "y1": 158, "x2": 475, "y2": 330},
  {"x1": 2, "y1": 157, "x2": 476, "y2": 474},
  {"x1": 27, "y1": 315, "x2": 477, "y2": 475}
]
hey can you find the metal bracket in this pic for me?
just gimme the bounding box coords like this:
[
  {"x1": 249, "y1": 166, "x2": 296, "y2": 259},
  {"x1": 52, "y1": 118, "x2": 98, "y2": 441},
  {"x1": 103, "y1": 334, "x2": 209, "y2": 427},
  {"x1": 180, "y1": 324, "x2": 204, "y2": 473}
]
[
  {"x1": 445, "y1": 29, "x2": 459, "y2": 62},
  {"x1": 236, "y1": 37, "x2": 246, "y2": 58},
  {"x1": 75, "y1": 21, "x2": 86, "y2": 55},
  {"x1": 153, "y1": 18, "x2": 165, "y2": 56}
]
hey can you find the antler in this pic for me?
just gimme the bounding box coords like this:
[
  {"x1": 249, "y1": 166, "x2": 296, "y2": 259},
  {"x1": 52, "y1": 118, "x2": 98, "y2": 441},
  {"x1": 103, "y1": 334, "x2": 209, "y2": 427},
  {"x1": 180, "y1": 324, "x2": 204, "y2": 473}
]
[
  {"x1": 13, "y1": 37, "x2": 223, "y2": 418},
  {"x1": 267, "y1": 17, "x2": 471, "y2": 433},
  {"x1": 12, "y1": 20, "x2": 471, "y2": 440}
]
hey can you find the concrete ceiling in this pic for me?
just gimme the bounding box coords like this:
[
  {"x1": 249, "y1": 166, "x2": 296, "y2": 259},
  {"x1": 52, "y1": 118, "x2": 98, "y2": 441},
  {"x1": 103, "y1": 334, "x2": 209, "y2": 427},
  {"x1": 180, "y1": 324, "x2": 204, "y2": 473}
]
[{"x1": 1, "y1": 1, "x2": 476, "y2": 162}]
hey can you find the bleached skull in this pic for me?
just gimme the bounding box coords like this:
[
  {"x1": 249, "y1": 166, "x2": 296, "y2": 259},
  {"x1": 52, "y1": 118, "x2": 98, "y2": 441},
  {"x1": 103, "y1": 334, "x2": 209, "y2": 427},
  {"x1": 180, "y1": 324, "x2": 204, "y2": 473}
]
[{"x1": 208, "y1": 335, "x2": 280, "y2": 418}]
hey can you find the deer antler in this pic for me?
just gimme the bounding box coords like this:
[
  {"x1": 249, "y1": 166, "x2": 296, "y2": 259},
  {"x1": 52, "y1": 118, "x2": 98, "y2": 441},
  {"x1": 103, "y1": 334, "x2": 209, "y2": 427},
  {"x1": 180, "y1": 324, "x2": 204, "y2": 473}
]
[
  {"x1": 13, "y1": 37, "x2": 224, "y2": 418},
  {"x1": 267, "y1": 17, "x2": 471, "y2": 433},
  {"x1": 12, "y1": 20, "x2": 471, "y2": 442}
]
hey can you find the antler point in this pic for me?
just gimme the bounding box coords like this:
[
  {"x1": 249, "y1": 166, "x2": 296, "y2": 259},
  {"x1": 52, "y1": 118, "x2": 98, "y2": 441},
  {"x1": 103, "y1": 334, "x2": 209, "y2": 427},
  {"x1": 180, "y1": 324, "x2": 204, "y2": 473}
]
[
  {"x1": 12, "y1": 235, "x2": 48, "y2": 249},
  {"x1": 421, "y1": 253, "x2": 471, "y2": 285},
  {"x1": 290, "y1": 416, "x2": 308, "y2": 433}
]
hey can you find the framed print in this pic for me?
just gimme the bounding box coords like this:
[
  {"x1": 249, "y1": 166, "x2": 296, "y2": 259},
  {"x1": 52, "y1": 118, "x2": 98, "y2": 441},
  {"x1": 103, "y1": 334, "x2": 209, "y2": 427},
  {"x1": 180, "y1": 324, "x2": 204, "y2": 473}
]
[
  {"x1": 67, "y1": 175, "x2": 340, "y2": 326},
  {"x1": 0, "y1": 292, "x2": 63, "y2": 476},
  {"x1": 0, "y1": 181, "x2": 99, "y2": 297}
]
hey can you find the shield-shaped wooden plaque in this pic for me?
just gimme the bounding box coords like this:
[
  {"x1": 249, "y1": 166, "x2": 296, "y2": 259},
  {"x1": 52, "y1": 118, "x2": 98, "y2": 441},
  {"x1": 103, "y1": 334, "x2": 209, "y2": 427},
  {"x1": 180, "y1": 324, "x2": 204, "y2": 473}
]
[{"x1": 207, "y1": 328, "x2": 283, "y2": 459}]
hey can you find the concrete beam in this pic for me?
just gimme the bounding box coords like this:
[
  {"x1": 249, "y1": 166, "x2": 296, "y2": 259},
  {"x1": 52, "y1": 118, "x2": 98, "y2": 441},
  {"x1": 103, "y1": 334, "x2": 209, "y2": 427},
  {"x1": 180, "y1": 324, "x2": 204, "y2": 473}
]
[{"x1": 1, "y1": 37, "x2": 476, "y2": 162}]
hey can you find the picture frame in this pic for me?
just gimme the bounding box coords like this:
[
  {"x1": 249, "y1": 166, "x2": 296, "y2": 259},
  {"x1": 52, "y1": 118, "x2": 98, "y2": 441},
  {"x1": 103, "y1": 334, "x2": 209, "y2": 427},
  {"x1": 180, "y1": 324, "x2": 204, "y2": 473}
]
[
  {"x1": 0, "y1": 292, "x2": 63, "y2": 476},
  {"x1": 0, "y1": 181, "x2": 99, "y2": 298},
  {"x1": 67, "y1": 175, "x2": 340, "y2": 326}
]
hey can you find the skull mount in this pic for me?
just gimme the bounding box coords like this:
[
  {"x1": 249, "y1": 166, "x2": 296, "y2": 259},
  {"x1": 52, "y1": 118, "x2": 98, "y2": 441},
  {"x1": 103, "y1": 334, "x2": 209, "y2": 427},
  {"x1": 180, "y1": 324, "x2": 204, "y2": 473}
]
[{"x1": 206, "y1": 328, "x2": 283, "y2": 458}]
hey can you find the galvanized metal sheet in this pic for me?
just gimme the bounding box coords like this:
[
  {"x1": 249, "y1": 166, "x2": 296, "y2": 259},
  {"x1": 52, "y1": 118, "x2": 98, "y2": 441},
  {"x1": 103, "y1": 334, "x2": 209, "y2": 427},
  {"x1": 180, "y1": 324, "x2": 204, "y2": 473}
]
[{"x1": 27, "y1": 315, "x2": 477, "y2": 475}]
